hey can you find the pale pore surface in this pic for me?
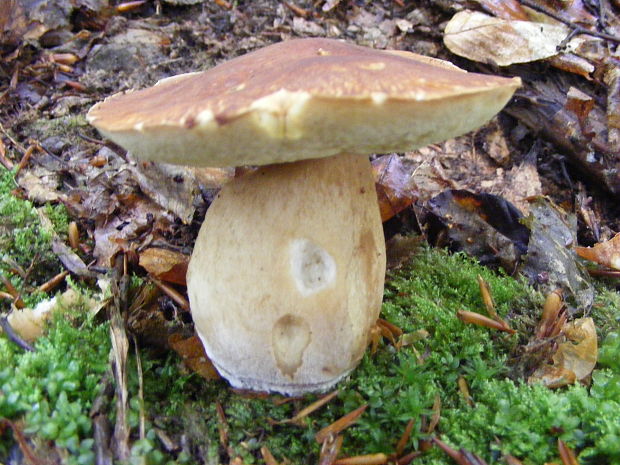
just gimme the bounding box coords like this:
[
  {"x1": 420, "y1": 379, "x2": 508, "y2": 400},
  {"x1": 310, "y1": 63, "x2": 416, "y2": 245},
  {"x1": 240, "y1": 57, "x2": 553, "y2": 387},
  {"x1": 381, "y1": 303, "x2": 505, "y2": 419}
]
[{"x1": 186, "y1": 154, "x2": 386, "y2": 395}]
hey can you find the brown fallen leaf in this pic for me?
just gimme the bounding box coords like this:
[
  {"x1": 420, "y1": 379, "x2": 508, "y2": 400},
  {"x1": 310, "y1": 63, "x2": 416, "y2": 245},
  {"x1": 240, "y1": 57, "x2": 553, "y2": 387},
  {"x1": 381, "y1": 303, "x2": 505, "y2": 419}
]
[
  {"x1": 372, "y1": 154, "x2": 417, "y2": 223},
  {"x1": 529, "y1": 317, "x2": 598, "y2": 387},
  {"x1": 547, "y1": 54, "x2": 595, "y2": 80},
  {"x1": 2, "y1": 289, "x2": 97, "y2": 342},
  {"x1": 275, "y1": 390, "x2": 339, "y2": 426},
  {"x1": 444, "y1": 10, "x2": 584, "y2": 66},
  {"x1": 395, "y1": 419, "x2": 415, "y2": 457},
  {"x1": 260, "y1": 446, "x2": 280, "y2": 465},
  {"x1": 427, "y1": 394, "x2": 442, "y2": 434},
  {"x1": 333, "y1": 453, "x2": 388, "y2": 465},
  {"x1": 521, "y1": 0, "x2": 597, "y2": 26},
  {"x1": 168, "y1": 333, "x2": 220, "y2": 380},
  {"x1": 315, "y1": 405, "x2": 367, "y2": 444},
  {"x1": 604, "y1": 66, "x2": 620, "y2": 151},
  {"x1": 432, "y1": 436, "x2": 489, "y2": 465},
  {"x1": 215, "y1": 402, "x2": 230, "y2": 453},
  {"x1": 457, "y1": 310, "x2": 516, "y2": 334},
  {"x1": 458, "y1": 376, "x2": 474, "y2": 407},
  {"x1": 558, "y1": 439, "x2": 579, "y2": 465},
  {"x1": 557, "y1": 318, "x2": 598, "y2": 380},
  {"x1": 566, "y1": 87, "x2": 595, "y2": 134},
  {"x1": 575, "y1": 233, "x2": 620, "y2": 270},
  {"x1": 473, "y1": 0, "x2": 528, "y2": 20},
  {"x1": 377, "y1": 318, "x2": 403, "y2": 345},
  {"x1": 139, "y1": 248, "x2": 190, "y2": 286},
  {"x1": 536, "y1": 289, "x2": 565, "y2": 339},
  {"x1": 318, "y1": 433, "x2": 343, "y2": 465}
]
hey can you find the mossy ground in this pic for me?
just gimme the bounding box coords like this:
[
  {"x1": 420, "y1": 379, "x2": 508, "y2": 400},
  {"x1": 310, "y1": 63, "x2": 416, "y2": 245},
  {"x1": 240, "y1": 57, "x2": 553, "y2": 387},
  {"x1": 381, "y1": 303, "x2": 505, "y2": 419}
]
[
  {"x1": 1, "y1": 166, "x2": 619, "y2": 464},
  {"x1": 0, "y1": 167, "x2": 70, "y2": 307}
]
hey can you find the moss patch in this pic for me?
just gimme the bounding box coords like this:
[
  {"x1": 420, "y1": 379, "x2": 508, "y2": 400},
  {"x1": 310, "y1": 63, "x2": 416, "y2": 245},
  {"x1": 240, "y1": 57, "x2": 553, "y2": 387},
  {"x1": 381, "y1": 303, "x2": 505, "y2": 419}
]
[
  {"x1": 134, "y1": 248, "x2": 620, "y2": 464},
  {"x1": 0, "y1": 306, "x2": 110, "y2": 464},
  {"x1": 0, "y1": 168, "x2": 70, "y2": 306},
  {"x1": 2, "y1": 241, "x2": 619, "y2": 464}
]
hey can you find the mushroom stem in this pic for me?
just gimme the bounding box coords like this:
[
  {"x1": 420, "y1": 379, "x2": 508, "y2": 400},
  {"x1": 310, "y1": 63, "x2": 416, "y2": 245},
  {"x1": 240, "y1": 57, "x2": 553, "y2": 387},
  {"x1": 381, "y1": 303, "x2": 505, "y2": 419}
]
[{"x1": 187, "y1": 153, "x2": 386, "y2": 395}]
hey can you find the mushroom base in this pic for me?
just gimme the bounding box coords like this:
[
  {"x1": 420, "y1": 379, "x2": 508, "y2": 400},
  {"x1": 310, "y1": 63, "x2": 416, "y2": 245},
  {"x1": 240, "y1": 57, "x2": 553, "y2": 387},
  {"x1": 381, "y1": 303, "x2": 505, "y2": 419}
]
[
  {"x1": 187, "y1": 153, "x2": 386, "y2": 395},
  {"x1": 198, "y1": 338, "x2": 356, "y2": 395}
]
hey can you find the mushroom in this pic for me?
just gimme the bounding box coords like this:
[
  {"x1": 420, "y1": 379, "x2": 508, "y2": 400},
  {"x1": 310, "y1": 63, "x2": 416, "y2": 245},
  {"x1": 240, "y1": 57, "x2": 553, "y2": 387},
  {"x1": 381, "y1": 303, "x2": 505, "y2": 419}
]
[{"x1": 87, "y1": 38, "x2": 520, "y2": 395}]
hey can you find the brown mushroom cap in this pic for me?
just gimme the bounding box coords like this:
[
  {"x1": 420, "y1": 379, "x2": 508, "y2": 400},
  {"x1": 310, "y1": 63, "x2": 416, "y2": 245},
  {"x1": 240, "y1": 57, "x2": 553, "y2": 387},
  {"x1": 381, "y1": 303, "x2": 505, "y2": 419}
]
[{"x1": 87, "y1": 38, "x2": 521, "y2": 167}]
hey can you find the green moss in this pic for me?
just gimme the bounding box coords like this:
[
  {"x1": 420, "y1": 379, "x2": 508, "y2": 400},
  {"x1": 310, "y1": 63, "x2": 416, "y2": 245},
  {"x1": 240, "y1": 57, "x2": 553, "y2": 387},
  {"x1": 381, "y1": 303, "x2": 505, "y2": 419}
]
[
  {"x1": 0, "y1": 301, "x2": 110, "y2": 464},
  {"x1": 133, "y1": 247, "x2": 615, "y2": 465},
  {"x1": 130, "y1": 248, "x2": 540, "y2": 463},
  {"x1": 3, "y1": 244, "x2": 618, "y2": 464},
  {"x1": 0, "y1": 167, "x2": 70, "y2": 306}
]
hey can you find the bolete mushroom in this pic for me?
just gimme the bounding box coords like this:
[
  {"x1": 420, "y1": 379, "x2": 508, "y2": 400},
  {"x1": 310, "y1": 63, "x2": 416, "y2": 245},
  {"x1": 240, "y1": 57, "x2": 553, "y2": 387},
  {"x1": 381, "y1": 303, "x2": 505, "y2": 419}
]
[{"x1": 87, "y1": 38, "x2": 520, "y2": 395}]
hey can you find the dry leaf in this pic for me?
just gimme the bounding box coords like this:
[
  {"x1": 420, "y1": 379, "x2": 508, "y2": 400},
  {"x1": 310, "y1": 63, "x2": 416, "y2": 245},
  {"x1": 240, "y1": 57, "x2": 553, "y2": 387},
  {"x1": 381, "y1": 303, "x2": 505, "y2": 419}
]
[
  {"x1": 457, "y1": 310, "x2": 516, "y2": 334},
  {"x1": 566, "y1": 87, "x2": 595, "y2": 130},
  {"x1": 444, "y1": 10, "x2": 580, "y2": 66},
  {"x1": 473, "y1": 0, "x2": 529, "y2": 20},
  {"x1": 604, "y1": 66, "x2": 620, "y2": 151},
  {"x1": 260, "y1": 446, "x2": 280, "y2": 465},
  {"x1": 372, "y1": 155, "x2": 417, "y2": 222},
  {"x1": 529, "y1": 317, "x2": 598, "y2": 387},
  {"x1": 315, "y1": 405, "x2": 367, "y2": 444},
  {"x1": 318, "y1": 434, "x2": 343, "y2": 465},
  {"x1": 547, "y1": 54, "x2": 595, "y2": 80},
  {"x1": 575, "y1": 232, "x2": 620, "y2": 270},
  {"x1": 168, "y1": 333, "x2": 220, "y2": 380},
  {"x1": 322, "y1": 0, "x2": 341, "y2": 12},
  {"x1": 2, "y1": 289, "x2": 99, "y2": 342},
  {"x1": 529, "y1": 365, "x2": 577, "y2": 389},
  {"x1": 556, "y1": 318, "x2": 598, "y2": 381},
  {"x1": 333, "y1": 453, "x2": 388, "y2": 465},
  {"x1": 277, "y1": 390, "x2": 339, "y2": 425},
  {"x1": 110, "y1": 289, "x2": 131, "y2": 461},
  {"x1": 558, "y1": 439, "x2": 580, "y2": 465},
  {"x1": 432, "y1": 436, "x2": 489, "y2": 465},
  {"x1": 499, "y1": 156, "x2": 543, "y2": 215},
  {"x1": 191, "y1": 166, "x2": 235, "y2": 189},
  {"x1": 139, "y1": 248, "x2": 190, "y2": 286},
  {"x1": 523, "y1": 0, "x2": 597, "y2": 26},
  {"x1": 536, "y1": 290, "x2": 565, "y2": 339},
  {"x1": 129, "y1": 161, "x2": 198, "y2": 225}
]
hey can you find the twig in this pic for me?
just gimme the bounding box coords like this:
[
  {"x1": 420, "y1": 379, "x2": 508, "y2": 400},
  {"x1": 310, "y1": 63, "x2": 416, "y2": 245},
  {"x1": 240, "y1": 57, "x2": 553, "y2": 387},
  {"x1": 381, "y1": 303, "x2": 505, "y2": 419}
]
[
  {"x1": 0, "y1": 274, "x2": 25, "y2": 309},
  {"x1": 115, "y1": 0, "x2": 146, "y2": 13},
  {"x1": 587, "y1": 268, "x2": 620, "y2": 278},
  {"x1": 282, "y1": 1, "x2": 310, "y2": 17},
  {"x1": 150, "y1": 276, "x2": 190, "y2": 311},
  {"x1": 110, "y1": 271, "x2": 131, "y2": 461},
  {"x1": 38, "y1": 270, "x2": 69, "y2": 293},
  {"x1": 0, "y1": 122, "x2": 26, "y2": 154},
  {"x1": 260, "y1": 446, "x2": 280, "y2": 465},
  {"x1": 315, "y1": 404, "x2": 368, "y2": 443},
  {"x1": 276, "y1": 389, "x2": 339, "y2": 425},
  {"x1": 0, "y1": 418, "x2": 43, "y2": 464},
  {"x1": 519, "y1": 0, "x2": 620, "y2": 44},
  {"x1": 132, "y1": 336, "x2": 146, "y2": 440},
  {"x1": 15, "y1": 144, "x2": 38, "y2": 176},
  {"x1": 77, "y1": 132, "x2": 107, "y2": 145}
]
